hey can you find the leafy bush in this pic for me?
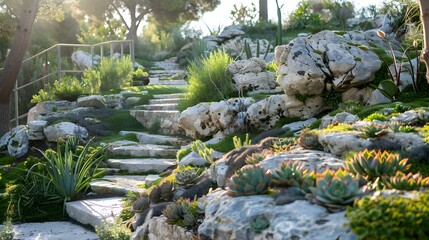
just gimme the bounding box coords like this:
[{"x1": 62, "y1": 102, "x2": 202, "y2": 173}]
[
  {"x1": 347, "y1": 193, "x2": 429, "y2": 239},
  {"x1": 82, "y1": 68, "x2": 101, "y2": 95},
  {"x1": 99, "y1": 56, "x2": 133, "y2": 92},
  {"x1": 0, "y1": 219, "x2": 14, "y2": 240},
  {"x1": 31, "y1": 76, "x2": 88, "y2": 103},
  {"x1": 178, "y1": 50, "x2": 233, "y2": 111}
]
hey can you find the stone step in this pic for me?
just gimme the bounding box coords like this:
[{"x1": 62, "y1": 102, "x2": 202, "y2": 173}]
[
  {"x1": 119, "y1": 131, "x2": 189, "y2": 146},
  {"x1": 149, "y1": 70, "x2": 185, "y2": 75},
  {"x1": 153, "y1": 93, "x2": 185, "y2": 99},
  {"x1": 90, "y1": 175, "x2": 159, "y2": 196},
  {"x1": 149, "y1": 98, "x2": 181, "y2": 105},
  {"x1": 136, "y1": 103, "x2": 178, "y2": 110},
  {"x1": 99, "y1": 168, "x2": 121, "y2": 175},
  {"x1": 66, "y1": 197, "x2": 123, "y2": 228},
  {"x1": 11, "y1": 222, "x2": 99, "y2": 240},
  {"x1": 130, "y1": 110, "x2": 181, "y2": 135},
  {"x1": 106, "y1": 158, "x2": 176, "y2": 174},
  {"x1": 110, "y1": 144, "x2": 178, "y2": 158},
  {"x1": 158, "y1": 80, "x2": 187, "y2": 86}
]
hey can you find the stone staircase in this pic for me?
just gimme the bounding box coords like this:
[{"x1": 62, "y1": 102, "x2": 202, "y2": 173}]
[
  {"x1": 65, "y1": 92, "x2": 190, "y2": 230},
  {"x1": 148, "y1": 57, "x2": 188, "y2": 87},
  {"x1": 130, "y1": 93, "x2": 184, "y2": 135}
]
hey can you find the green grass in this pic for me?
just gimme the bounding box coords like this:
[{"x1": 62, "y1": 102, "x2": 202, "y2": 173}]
[
  {"x1": 123, "y1": 85, "x2": 186, "y2": 105},
  {"x1": 206, "y1": 132, "x2": 255, "y2": 153}
]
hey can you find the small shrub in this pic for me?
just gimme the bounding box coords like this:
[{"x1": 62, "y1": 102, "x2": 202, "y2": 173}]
[
  {"x1": 347, "y1": 193, "x2": 429, "y2": 239},
  {"x1": 30, "y1": 88, "x2": 56, "y2": 104},
  {"x1": 0, "y1": 219, "x2": 14, "y2": 240},
  {"x1": 227, "y1": 165, "x2": 271, "y2": 197},
  {"x1": 179, "y1": 50, "x2": 233, "y2": 111},
  {"x1": 364, "y1": 113, "x2": 386, "y2": 122},
  {"x1": 96, "y1": 218, "x2": 131, "y2": 240},
  {"x1": 52, "y1": 76, "x2": 88, "y2": 101},
  {"x1": 82, "y1": 68, "x2": 101, "y2": 94},
  {"x1": 99, "y1": 56, "x2": 133, "y2": 92}
]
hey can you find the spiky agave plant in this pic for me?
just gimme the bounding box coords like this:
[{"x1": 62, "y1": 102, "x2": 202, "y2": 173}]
[
  {"x1": 227, "y1": 165, "x2": 271, "y2": 197},
  {"x1": 310, "y1": 169, "x2": 366, "y2": 210},
  {"x1": 344, "y1": 149, "x2": 410, "y2": 181},
  {"x1": 245, "y1": 153, "x2": 265, "y2": 165},
  {"x1": 384, "y1": 171, "x2": 429, "y2": 190},
  {"x1": 271, "y1": 160, "x2": 307, "y2": 188}
]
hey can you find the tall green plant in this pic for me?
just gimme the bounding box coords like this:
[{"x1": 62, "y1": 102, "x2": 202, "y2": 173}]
[
  {"x1": 29, "y1": 138, "x2": 106, "y2": 207},
  {"x1": 179, "y1": 50, "x2": 233, "y2": 111},
  {"x1": 99, "y1": 56, "x2": 133, "y2": 92}
]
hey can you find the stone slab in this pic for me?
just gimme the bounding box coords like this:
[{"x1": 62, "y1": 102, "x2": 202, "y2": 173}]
[
  {"x1": 66, "y1": 197, "x2": 123, "y2": 228},
  {"x1": 106, "y1": 158, "x2": 176, "y2": 173},
  {"x1": 110, "y1": 144, "x2": 178, "y2": 158},
  {"x1": 119, "y1": 131, "x2": 188, "y2": 146},
  {"x1": 9, "y1": 221, "x2": 98, "y2": 240},
  {"x1": 152, "y1": 93, "x2": 185, "y2": 99},
  {"x1": 137, "y1": 103, "x2": 178, "y2": 110},
  {"x1": 149, "y1": 98, "x2": 182, "y2": 105},
  {"x1": 90, "y1": 175, "x2": 149, "y2": 195}
]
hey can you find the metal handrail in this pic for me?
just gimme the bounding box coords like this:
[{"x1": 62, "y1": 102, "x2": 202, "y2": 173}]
[{"x1": 2, "y1": 40, "x2": 135, "y2": 126}]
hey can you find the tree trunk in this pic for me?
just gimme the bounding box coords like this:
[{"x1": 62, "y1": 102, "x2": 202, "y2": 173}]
[
  {"x1": 259, "y1": 0, "x2": 268, "y2": 22},
  {"x1": 0, "y1": 0, "x2": 40, "y2": 136},
  {"x1": 419, "y1": 0, "x2": 429, "y2": 83}
]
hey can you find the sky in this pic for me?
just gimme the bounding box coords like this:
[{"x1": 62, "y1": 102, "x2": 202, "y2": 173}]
[{"x1": 193, "y1": 0, "x2": 387, "y2": 35}]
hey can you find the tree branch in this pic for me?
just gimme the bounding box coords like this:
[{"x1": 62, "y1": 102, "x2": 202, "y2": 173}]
[{"x1": 419, "y1": 0, "x2": 429, "y2": 83}]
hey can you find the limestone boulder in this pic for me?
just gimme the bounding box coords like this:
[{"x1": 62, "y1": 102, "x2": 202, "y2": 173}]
[
  {"x1": 27, "y1": 101, "x2": 76, "y2": 122},
  {"x1": 27, "y1": 120, "x2": 48, "y2": 140},
  {"x1": 43, "y1": 122, "x2": 88, "y2": 142},
  {"x1": 318, "y1": 131, "x2": 370, "y2": 156},
  {"x1": 178, "y1": 98, "x2": 254, "y2": 138},
  {"x1": 198, "y1": 190, "x2": 357, "y2": 240},
  {"x1": 276, "y1": 30, "x2": 381, "y2": 94},
  {"x1": 77, "y1": 95, "x2": 106, "y2": 109},
  {"x1": 132, "y1": 216, "x2": 195, "y2": 240},
  {"x1": 0, "y1": 125, "x2": 29, "y2": 158}
]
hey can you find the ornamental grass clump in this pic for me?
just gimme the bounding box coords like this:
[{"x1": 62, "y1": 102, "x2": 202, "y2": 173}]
[
  {"x1": 384, "y1": 171, "x2": 429, "y2": 191},
  {"x1": 344, "y1": 149, "x2": 410, "y2": 181},
  {"x1": 309, "y1": 169, "x2": 365, "y2": 210},
  {"x1": 178, "y1": 50, "x2": 233, "y2": 111},
  {"x1": 227, "y1": 165, "x2": 271, "y2": 197}
]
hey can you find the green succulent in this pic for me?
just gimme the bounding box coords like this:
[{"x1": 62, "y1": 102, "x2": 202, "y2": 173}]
[
  {"x1": 162, "y1": 203, "x2": 183, "y2": 224},
  {"x1": 310, "y1": 169, "x2": 365, "y2": 210},
  {"x1": 132, "y1": 193, "x2": 150, "y2": 213},
  {"x1": 384, "y1": 171, "x2": 429, "y2": 190},
  {"x1": 227, "y1": 165, "x2": 271, "y2": 197},
  {"x1": 245, "y1": 153, "x2": 265, "y2": 165},
  {"x1": 359, "y1": 124, "x2": 388, "y2": 139},
  {"x1": 149, "y1": 185, "x2": 162, "y2": 203},
  {"x1": 296, "y1": 171, "x2": 316, "y2": 194},
  {"x1": 159, "y1": 181, "x2": 174, "y2": 201},
  {"x1": 251, "y1": 215, "x2": 270, "y2": 234},
  {"x1": 344, "y1": 149, "x2": 410, "y2": 181},
  {"x1": 175, "y1": 167, "x2": 205, "y2": 188},
  {"x1": 271, "y1": 160, "x2": 307, "y2": 188},
  {"x1": 182, "y1": 209, "x2": 198, "y2": 227},
  {"x1": 399, "y1": 125, "x2": 416, "y2": 133},
  {"x1": 388, "y1": 120, "x2": 402, "y2": 132}
]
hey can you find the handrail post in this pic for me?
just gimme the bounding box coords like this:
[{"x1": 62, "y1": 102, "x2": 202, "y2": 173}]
[
  {"x1": 130, "y1": 40, "x2": 135, "y2": 67},
  {"x1": 14, "y1": 81, "x2": 19, "y2": 126},
  {"x1": 91, "y1": 45, "x2": 94, "y2": 69},
  {"x1": 110, "y1": 42, "x2": 114, "y2": 58},
  {"x1": 57, "y1": 45, "x2": 61, "y2": 82}
]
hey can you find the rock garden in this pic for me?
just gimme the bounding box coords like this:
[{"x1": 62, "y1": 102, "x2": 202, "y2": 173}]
[{"x1": 1, "y1": 0, "x2": 429, "y2": 240}]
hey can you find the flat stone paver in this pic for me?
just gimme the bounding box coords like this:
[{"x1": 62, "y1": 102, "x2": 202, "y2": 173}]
[
  {"x1": 106, "y1": 158, "x2": 176, "y2": 173},
  {"x1": 110, "y1": 144, "x2": 178, "y2": 157},
  {"x1": 119, "y1": 131, "x2": 188, "y2": 146},
  {"x1": 10, "y1": 222, "x2": 98, "y2": 240},
  {"x1": 149, "y1": 98, "x2": 182, "y2": 105},
  {"x1": 90, "y1": 175, "x2": 150, "y2": 195},
  {"x1": 66, "y1": 197, "x2": 123, "y2": 228}
]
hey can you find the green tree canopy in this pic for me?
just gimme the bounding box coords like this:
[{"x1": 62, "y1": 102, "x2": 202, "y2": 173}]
[{"x1": 78, "y1": 0, "x2": 220, "y2": 41}]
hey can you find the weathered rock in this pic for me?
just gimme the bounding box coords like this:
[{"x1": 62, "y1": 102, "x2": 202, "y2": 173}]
[
  {"x1": 130, "y1": 110, "x2": 181, "y2": 135},
  {"x1": 318, "y1": 131, "x2": 370, "y2": 156},
  {"x1": 179, "y1": 98, "x2": 254, "y2": 138},
  {"x1": 227, "y1": 58, "x2": 276, "y2": 91},
  {"x1": 27, "y1": 120, "x2": 48, "y2": 140},
  {"x1": 27, "y1": 101, "x2": 76, "y2": 122},
  {"x1": 179, "y1": 151, "x2": 224, "y2": 167},
  {"x1": 132, "y1": 216, "x2": 195, "y2": 240},
  {"x1": 378, "y1": 132, "x2": 425, "y2": 150},
  {"x1": 341, "y1": 87, "x2": 372, "y2": 104},
  {"x1": 43, "y1": 122, "x2": 89, "y2": 142},
  {"x1": 282, "y1": 118, "x2": 317, "y2": 132},
  {"x1": 198, "y1": 190, "x2": 357, "y2": 240},
  {"x1": 333, "y1": 112, "x2": 360, "y2": 124},
  {"x1": 0, "y1": 126, "x2": 29, "y2": 158},
  {"x1": 76, "y1": 95, "x2": 106, "y2": 109},
  {"x1": 259, "y1": 147, "x2": 345, "y2": 173},
  {"x1": 390, "y1": 110, "x2": 429, "y2": 124},
  {"x1": 276, "y1": 30, "x2": 381, "y2": 94},
  {"x1": 104, "y1": 94, "x2": 124, "y2": 109},
  {"x1": 71, "y1": 50, "x2": 99, "y2": 69}
]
